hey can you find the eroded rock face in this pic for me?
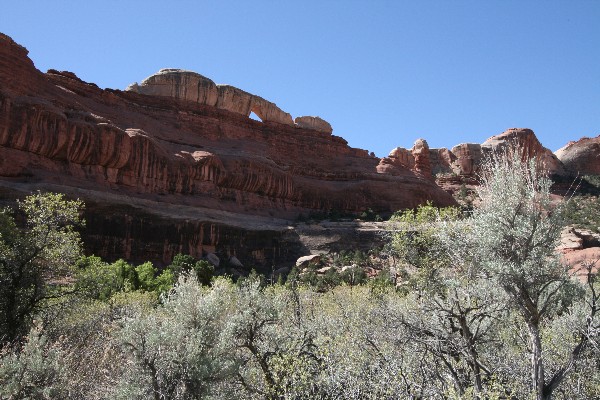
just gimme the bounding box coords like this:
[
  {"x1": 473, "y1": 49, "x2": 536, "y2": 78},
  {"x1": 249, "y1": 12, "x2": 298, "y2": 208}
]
[
  {"x1": 384, "y1": 128, "x2": 569, "y2": 183},
  {"x1": 215, "y1": 84, "x2": 253, "y2": 115},
  {"x1": 294, "y1": 116, "x2": 332, "y2": 134},
  {"x1": 558, "y1": 227, "x2": 600, "y2": 278},
  {"x1": 127, "y1": 69, "x2": 219, "y2": 106},
  {"x1": 555, "y1": 136, "x2": 600, "y2": 175},
  {"x1": 450, "y1": 143, "x2": 484, "y2": 176},
  {"x1": 481, "y1": 128, "x2": 566, "y2": 175},
  {"x1": 0, "y1": 33, "x2": 44, "y2": 95},
  {"x1": 127, "y1": 69, "x2": 294, "y2": 126},
  {"x1": 412, "y1": 139, "x2": 433, "y2": 180},
  {"x1": 386, "y1": 147, "x2": 415, "y2": 169},
  {"x1": 429, "y1": 148, "x2": 455, "y2": 176},
  {"x1": 0, "y1": 33, "x2": 456, "y2": 269}
]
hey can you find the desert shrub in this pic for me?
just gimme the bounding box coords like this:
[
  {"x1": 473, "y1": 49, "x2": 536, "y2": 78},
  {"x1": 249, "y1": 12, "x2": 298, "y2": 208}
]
[
  {"x1": 0, "y1": 324, "x2": 69, "y2": 399},
  {"x1": 436, "y1": 149, "x2": 599, "y2": 399},
  {"x1": 115, "y1": 275, "x2": 237, "y2": 399},
  {"x1": 563, "y1": 195, "x2": 600, "y2": 232}
]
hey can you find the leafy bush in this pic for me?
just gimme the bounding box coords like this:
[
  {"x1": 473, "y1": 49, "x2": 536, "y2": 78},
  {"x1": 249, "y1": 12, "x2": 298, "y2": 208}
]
[
  {"x1": 76, "y1": 257, "x2": 175, "y2": 300},
  {"x1": 0, "y1": 192, "x2": 83, "y2": 342},
  {"x1": 168, "y1": 253, "x2": 214, "y2": 285}
]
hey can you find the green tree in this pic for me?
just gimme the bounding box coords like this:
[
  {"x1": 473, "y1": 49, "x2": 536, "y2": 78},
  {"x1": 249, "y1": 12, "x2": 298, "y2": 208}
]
[
  {"x1": 75, "y1": 255, "x2": 122, "y2": 301},
  {"x1": 167, "y1": 253, "x2": 196, "y2": 278},
  {"x1": 76, "y1": 257, "x2": 175, "y2": 299},
  {"x1": 340, "y1": 266, "x2": 367, "y2": 287},
  {"x1": 193, "y1": 260, "x2": 214, "y2": 286},
  {"x1": 0, "y1": 192, "x2": 83, "y2": 343},
  {"x1": 168, "y1": 253, "x2": 213, "y2": 286}
]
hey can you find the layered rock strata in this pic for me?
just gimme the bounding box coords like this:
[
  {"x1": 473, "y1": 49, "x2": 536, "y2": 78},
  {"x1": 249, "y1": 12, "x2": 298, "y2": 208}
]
[
  {"x1": 4, "y1": 32, "x2": 595, "y2": 270},
  {"x1": 0, "y1": 33, "x2": 455, "y2": 268}
]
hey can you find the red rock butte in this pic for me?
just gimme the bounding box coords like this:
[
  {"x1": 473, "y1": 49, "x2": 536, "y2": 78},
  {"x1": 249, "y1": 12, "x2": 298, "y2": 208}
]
[{"x1": 0, "y1": 33, "x2": 597, "y2": 270}]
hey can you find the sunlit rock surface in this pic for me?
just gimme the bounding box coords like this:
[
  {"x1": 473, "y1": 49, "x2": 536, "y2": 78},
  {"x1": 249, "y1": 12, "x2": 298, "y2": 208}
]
[{"x1": 0, "y1": 33, "x2": 455, "y2": 269}]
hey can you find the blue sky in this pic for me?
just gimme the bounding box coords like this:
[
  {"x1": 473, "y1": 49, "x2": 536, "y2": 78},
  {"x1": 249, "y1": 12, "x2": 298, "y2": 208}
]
[{"x1": 3, "y1": 1, "x2": 599, "y2": 156}]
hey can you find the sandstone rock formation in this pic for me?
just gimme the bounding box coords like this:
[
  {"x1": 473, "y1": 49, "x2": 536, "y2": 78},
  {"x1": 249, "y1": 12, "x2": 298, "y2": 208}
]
[
  {"x1": 126, "y1": 69, "x2": 219, "y2": 106},
  {"x1": 387, "y1": 147, "x2": 415, "y2": 170},
  {"x1": 127, "y1": 68, "x2": 294, "y2": 126},
  {"x1": 0, "y1": 33, "x2": 456, "y2": 270},
  {"x1": 5, "y1": 32, "x2": 592, "y2": 273},
  {"x1": 296, "y1": 254, "x2": 322, "y2": 268},
  {"x1": 412, "y1": 139, "x2": 433, "y2": 180},
  {"x1": 382, "y1": 128, "x2": 569, "y2": 186},
  {"x1": 555, "y1": 136, "x2": 600, "y2": 175},
  {"x1": 450, "y1": 143, "x2": 483, "y2": 176},
  {"x1": 481, "y1": 128, "x2": 566, "y2": 175},
  {"x1": 294, "y1": 116, "x2": 332, "y2": 134},
  {"x1": 558, "y1": 227, "x2": 600, "y2": 278}
]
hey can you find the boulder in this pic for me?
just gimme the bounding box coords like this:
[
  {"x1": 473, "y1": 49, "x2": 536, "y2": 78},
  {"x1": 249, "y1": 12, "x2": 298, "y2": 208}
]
[
  {"x1": 558, "y1": 227, "x2": 584, "y2": 252},
  {"x1": 341, "y1": 264, "x2": 358, "y2": 273},
  {"x1": 316, "y1": 266, "x2": 335, "y2": 274},
  {"x1": 296, "y1": 254, "x2": 321, "y2": 268},
  {"x1": 294, "y1": 116, "x2": 333, "y2": 134},
  {"x1": 228, "y1": 255, "x2": 244, "y2": 268},
  {"x1": 561, "y1": 248, "x2": 600, "y2": 279}
]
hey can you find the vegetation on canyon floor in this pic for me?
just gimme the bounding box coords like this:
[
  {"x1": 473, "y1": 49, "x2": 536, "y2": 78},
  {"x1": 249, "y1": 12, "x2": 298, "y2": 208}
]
[{"x1": 1, "y1": 151, "x2": 599, "y2": 399}]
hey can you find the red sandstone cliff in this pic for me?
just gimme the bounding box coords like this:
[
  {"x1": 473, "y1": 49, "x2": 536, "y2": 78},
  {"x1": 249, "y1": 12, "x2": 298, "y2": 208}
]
[
  {"x1": 0, "y1": 33, "x2": 455, "y2": 268},
  {"x1": 2, "y1": 32, "x2": 596, "y2": 270},
  {"x1": 0, "y1": 34, "x2": 456, "y2": 216},
  {"x1": 381, "y1": 128, "x2": 568, "y2": 186}
]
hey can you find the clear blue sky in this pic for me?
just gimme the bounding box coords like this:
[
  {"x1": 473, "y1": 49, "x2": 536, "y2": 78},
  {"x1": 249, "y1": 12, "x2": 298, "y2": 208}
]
[{"x1": 3, "y1": 1, "x2": 599, "y2": 156}]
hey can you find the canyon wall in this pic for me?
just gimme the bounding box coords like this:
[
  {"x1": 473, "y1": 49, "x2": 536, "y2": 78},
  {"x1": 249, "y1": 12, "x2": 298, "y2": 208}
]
[
  {"x1": 0, "y1": 33, "x2": 455, "y2": 269},
  {"x1": 1, "y1": 32, "x2": 597, "y2": 270}
]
